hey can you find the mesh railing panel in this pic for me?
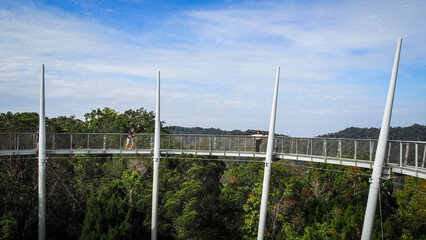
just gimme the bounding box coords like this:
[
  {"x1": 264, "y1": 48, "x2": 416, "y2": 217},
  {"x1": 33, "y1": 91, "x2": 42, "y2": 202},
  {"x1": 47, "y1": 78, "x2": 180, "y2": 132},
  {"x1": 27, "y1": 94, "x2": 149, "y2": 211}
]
[{"x1": 1, "y1": 132, "x2": 425, "y2": 171}]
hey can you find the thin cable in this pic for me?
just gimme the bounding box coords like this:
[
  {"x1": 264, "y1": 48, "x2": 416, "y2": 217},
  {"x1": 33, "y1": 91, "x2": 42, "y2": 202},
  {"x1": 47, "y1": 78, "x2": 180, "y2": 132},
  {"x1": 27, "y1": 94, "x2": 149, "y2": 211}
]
[
  {"x1": 379, "y1": 183, "x2": 384, "y2": 240},
  {"x1": 0, "y1": 155, "x2": 153, "y2": 161},
  {"x1": 29, "y1": 155, "x2": 265, "y2": 163},
  {"x1": 12, "y1": 155, "x2": 265, "y2": 162},
  {"x1": 4, "y1": 154, "x2": 425, "y2": 195},
  {"x1": 273, "y1": 160, "x2": 373, "y2": 177},
  {"x1": 0, "y1": 155, "x2": 382, "y2": 178},
  {"x1": 9, "y1": 155, "x2": 154, "y2": 160},
  {"x1": 44, "y1": 155, "x2": 426, "y2": 188},
  {"x1": 119, "y1": 160, "x2": 153, "y2": 207},
  {"x1": 161, "y1": 156, "x2": 375, "y2": 178},
  {"x1": 46, "y1": 159, "x2": 84, "y2": 212},
  {"x1": 380, "y1": 177, "x2": 426, "y2": 195},
  {"x1": 161, "y1": 156, "x2": 265, "y2": 163}
]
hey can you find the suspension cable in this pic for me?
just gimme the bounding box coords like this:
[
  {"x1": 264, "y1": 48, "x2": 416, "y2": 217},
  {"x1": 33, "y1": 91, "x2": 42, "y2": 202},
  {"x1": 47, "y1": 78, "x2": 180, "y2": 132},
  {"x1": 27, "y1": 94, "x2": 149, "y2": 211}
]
[
  {"x1": 46, "y1": 159, "x2": 84, "y2": 212},
  {"x1": 380, "y1": 177, "x2": 426, "y2": 195},
  {"x1": 3, "y1": 154, "x2": 425, "y2": 195},
  {"x1": 119, "y1": 160, "x2": 153, "y2": 207},
  {"x1": 379, "y1": 183, "x2": 384, "y2": 240}
]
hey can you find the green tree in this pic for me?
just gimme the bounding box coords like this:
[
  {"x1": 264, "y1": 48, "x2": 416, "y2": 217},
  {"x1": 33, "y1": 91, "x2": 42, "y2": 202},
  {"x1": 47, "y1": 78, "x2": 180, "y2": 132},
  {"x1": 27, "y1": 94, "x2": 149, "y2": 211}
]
[
  {"x1": 0, "y1": 213, "x2": 17, "y2": 240},
  {"x1": 80, "y1": 170, "x2": 150, "y2": 240},
  {"x1": 219, "y1": 161, "x2": 264, "y2": 239},
  {"x1": 390, "y1": 177, "x2": 426, "y2": 239},
  {"x1": 84, "y1": 108, "x2": 125, "y2": 133},
  {"x1": 83, "y1": 107, "x2": 172, "y2": 134},
  {"x1": 0, "y1": 112, "x2": 39, "y2": 132},
  {"x1": 160, "y1": 154, "x2": 226, "y2": 240},
  {"x1": 240, "y1": 161, "x2": 305, "y2": 239},
  {"x1": 70, "y1": 154, "x2": 106, "y2": 204},
  {"x1": 46, "y1": 115, "x2": 85, "y2": 133},
  {"x1": 0, "y1": 156, "x2": 38, "y2": 240}
]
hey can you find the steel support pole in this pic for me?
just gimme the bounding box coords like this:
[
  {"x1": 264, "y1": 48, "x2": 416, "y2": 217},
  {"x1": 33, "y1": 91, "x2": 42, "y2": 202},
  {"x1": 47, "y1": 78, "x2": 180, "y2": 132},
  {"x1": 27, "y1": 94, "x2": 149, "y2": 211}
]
[
  {"x1": 257, "y1": 66, "x2": 280, "y2": 240},
  {"x1": 38, "y1": 64, "x2": 46, "y2": 240},
  {"x1": 361, "y1": 38, "x2": 402, "y2": 240},
  {"x1": 151, "y1": 71, "x2": 161, "y2": 240}
]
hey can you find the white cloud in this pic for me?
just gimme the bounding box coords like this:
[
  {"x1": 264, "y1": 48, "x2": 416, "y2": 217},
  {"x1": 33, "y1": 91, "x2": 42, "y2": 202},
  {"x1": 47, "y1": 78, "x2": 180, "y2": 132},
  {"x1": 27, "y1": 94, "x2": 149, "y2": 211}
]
[{"x1": 0, "y1": 0, "x2": 425, "y2": 136}]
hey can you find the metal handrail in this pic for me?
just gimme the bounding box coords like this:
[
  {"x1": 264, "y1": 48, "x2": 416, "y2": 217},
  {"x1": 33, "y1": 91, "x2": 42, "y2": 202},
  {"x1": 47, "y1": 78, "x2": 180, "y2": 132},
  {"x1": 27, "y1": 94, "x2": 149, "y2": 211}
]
[{"x1": 0, "y1": 133, "x2": 424, "y2": 169}]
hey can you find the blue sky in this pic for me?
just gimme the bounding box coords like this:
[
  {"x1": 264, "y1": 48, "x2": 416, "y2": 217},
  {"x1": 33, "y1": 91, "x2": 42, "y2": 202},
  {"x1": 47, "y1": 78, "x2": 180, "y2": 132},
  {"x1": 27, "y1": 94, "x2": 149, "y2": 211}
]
[{"x1": 0, "y1": 0, "x2": 425, "y2": 137}]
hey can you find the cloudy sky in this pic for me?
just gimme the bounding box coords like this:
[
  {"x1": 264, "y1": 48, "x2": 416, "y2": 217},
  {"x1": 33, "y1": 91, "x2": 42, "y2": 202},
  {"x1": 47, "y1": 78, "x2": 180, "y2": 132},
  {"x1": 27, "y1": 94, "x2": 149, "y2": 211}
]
[{"x1": 0, "y1": 0, "x2": 425, "y2": 137}]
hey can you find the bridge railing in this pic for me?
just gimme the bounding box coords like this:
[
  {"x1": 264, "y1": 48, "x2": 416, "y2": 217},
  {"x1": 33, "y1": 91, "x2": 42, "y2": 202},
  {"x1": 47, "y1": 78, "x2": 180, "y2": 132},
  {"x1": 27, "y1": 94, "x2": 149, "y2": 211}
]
[
  {"x1": 1, "y1": 132, "x2": 425, "y2": 169},
  {"x1": 45, "y1": 133, "x2": 154, "y2": 150},
  {"x1": 387, "y1": 140, "x2": 426, "y2": 169},
  {"x1": 274, "y1": 137, "x2": 381, "y2": 162},
  {"x1": 0, "y1": 132, "x2": 37, "y2": 151},
  {"x1": 161, "y1": 134, "x2": 267, "y2": 153}
]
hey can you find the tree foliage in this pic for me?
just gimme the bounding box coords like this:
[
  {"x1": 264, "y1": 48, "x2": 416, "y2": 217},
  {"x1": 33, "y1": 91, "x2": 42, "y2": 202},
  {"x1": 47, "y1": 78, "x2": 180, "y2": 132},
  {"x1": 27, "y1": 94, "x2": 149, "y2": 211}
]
[
  {"x1": 391, "y1": 177, "x2": 426, "y2": 239},
  {"x1": 0, "y1": 112, "x2": 39, "y2": 132},
  {"x1": 0, "y1": 107, "x2": 173, "y2": 134},
  {"x1": 80, "y1": 171, "x2": 150, "y2": 240},
  {"x1": 160, "y1": 155, "x2": 227, "y2": 240}
]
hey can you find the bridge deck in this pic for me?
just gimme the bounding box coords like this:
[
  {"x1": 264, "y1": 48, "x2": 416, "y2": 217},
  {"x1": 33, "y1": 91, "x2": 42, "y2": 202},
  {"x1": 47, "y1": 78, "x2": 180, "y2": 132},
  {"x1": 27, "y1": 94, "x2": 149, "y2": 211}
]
[{"x1": 1, "y1": 133, "x2": 425, "y2": 178}]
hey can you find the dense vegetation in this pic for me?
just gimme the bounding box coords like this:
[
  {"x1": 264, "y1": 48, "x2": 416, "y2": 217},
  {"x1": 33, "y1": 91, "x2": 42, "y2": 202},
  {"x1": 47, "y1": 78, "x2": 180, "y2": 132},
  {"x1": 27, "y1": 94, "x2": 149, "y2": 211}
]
[
  {"x1": 0, "y1": 107, "x2": 173, "y2": 134},
  {"x1": 0, "y1": 109, "x2": 425, "y2": 239}
]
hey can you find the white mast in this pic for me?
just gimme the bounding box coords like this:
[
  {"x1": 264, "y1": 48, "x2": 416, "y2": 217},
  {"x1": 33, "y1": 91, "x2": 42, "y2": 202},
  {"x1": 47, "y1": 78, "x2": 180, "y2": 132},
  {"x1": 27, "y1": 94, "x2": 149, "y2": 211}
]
[
  {"x1": 151, "y1": 71, "x2": 161, "y2": 240},
  {"x1": 39, "y1": 64, "x2": 46, "y2": 240},
  {"x1": 257, "y1": 66, "x2": 280, "y2": 240},
  {"x1": 361, "y1": 38, "x2": 402, "y2": 240}
]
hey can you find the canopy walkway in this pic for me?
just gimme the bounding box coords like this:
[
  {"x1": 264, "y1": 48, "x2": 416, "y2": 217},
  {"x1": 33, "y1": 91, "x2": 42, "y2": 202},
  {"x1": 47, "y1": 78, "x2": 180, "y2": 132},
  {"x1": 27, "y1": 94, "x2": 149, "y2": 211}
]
[{"x1": 1, "y1": 132, "x2": 425, "y2": 178}]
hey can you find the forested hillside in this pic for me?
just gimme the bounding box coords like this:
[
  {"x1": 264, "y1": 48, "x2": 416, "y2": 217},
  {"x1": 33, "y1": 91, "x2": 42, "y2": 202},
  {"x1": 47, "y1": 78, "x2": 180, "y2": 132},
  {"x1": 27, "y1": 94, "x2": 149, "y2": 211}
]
[
  {"x1": 2, "y1": 110, "x2": 423, "y2": 141},
  {"x1": 319, "y1": 124, "x2": 426, "y2": 141},
  {"x1": 173, "y1": 125, "x2": 425, "y2": 140},
  {"x1": 0, "y1": 109, "x2": 425, "y2": 239},
  {"x1": 172, "y1": 126, "x2": 267, "y2": 136}
]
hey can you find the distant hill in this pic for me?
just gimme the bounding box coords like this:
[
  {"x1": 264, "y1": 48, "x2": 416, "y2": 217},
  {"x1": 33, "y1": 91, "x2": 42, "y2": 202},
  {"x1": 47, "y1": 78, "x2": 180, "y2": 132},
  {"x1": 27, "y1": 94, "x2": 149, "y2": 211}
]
[
  {"x1": 318, "y1": 124, "x2": 425, "y2": 141},
  {"x1": 172, "y1": 124, "x2": 425, "y2": 141},
  {"x1": 171, "y1": 126, "x2": 269, "y2": 136}
]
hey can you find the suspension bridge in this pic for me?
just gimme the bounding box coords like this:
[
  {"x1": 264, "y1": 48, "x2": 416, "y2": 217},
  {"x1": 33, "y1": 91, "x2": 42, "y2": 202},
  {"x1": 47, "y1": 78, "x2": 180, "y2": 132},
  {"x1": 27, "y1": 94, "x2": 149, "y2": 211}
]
[{"x1": 1, "y1": 132, "x2": 425, "y2": 178}]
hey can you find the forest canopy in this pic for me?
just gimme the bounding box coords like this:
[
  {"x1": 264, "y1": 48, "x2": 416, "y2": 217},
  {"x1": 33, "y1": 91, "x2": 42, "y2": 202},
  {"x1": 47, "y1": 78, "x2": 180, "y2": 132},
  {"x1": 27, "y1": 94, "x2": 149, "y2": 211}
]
[
  {"x1": 0, "y1": 108, "x2": 173, "y2": 134},
  {"x1": 0, "y1": 109, "x2": 425, "y2": 239}
]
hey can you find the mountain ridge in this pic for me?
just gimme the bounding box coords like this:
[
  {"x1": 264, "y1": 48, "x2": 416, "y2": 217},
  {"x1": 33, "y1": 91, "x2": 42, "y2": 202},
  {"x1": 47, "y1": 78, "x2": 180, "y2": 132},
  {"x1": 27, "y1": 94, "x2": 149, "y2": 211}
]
[{"x1": 172, "y1": 124, "x2": 426, "y2": 141}]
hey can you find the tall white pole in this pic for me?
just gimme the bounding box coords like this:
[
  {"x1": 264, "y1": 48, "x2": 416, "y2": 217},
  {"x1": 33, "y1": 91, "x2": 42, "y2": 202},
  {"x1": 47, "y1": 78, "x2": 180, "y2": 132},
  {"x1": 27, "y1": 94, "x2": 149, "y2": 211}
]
[
  {"x1": 257, "y1": 66, "x2": 280, "y2": 240},
  {"x1": 361, "y1": 38, "x2": 402, "y2": 240},
  {"x1": 151, "y1": 71, "x2": 161, "y2": 240},
  {"x1": 39, "y1": 64, "x2": 46, "y2": 240}
]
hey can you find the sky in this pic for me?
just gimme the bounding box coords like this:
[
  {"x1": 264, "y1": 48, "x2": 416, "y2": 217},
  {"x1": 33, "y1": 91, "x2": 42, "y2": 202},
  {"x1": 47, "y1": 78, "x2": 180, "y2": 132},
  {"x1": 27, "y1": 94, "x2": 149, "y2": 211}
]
[{"x1": 0, "y1": 0, "x2": 425, "y2": 137}]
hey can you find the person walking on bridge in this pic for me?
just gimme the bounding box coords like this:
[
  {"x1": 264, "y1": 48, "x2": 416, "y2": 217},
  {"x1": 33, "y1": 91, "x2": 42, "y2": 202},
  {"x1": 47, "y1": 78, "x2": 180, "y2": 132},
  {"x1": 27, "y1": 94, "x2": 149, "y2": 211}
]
[{"x1": 125, "y1": 128, "x2": 135, "y2": 149}]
